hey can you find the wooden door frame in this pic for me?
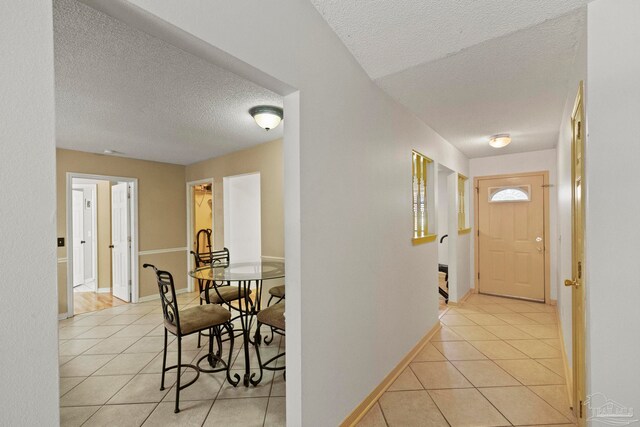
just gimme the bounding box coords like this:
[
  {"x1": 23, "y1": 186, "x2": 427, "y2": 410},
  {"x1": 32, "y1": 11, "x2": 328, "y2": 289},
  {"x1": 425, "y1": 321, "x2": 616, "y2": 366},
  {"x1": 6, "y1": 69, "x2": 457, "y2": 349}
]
[
  {"x1": 570, "y1": 81, "x2": 586, "y2": 423},
  {"x1": 473, "y1": 171, "x2": 551, "y2": 303}
]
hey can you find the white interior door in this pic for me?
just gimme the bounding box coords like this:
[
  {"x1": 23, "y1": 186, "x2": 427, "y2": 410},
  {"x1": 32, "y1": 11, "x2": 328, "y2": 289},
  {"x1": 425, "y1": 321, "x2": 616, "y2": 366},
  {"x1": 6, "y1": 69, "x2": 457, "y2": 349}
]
[
  {"x1": 111, "y1": 182, "x2": 131, "y2": 302},
  {"x1": 72, "y1": 190, "x2": 85, "y2": 288},
  {"x1": 223, "y1": 173, "x2": 261, "y2": 263}
]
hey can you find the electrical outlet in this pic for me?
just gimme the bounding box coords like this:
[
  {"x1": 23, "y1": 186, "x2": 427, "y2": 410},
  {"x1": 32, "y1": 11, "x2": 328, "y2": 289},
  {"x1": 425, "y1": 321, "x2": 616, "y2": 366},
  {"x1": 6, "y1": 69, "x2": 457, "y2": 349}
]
[{"x1": 57, "y1": 237, "x2": 65, "y2": 247}]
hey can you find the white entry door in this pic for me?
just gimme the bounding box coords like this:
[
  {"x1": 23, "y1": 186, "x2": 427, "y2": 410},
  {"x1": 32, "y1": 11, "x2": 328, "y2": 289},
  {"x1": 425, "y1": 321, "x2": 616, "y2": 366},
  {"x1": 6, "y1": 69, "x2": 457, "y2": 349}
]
[
  {"x1": 223, "y1": 173, "x2": 261, "y2": 263},
  {"x1": 72, "y1": 189, "x2": 85, "y2": 287},
  {"x1": 111, "y1": 182, "x2": 131, "y2": 302}
]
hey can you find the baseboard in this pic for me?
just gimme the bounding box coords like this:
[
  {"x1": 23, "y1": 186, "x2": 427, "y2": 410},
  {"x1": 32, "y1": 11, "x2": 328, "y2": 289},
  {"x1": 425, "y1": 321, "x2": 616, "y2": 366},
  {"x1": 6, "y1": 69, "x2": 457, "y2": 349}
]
[
  {"x1": 448, "y1": 288, "x2": 473, "y2": 306},
  {"x1": 340, "y1": 322, "x2": 441, "y2": 427},
  {"x1": 261, "y1": 255, "x2": 284, "y2": 261},
  {"x1": 555, "y1": 307, "x2": 574, "y2": 408},
  {"x1": 548, "y1": 298, "x2": 557, "y2": 306},
  {"x1": 137, "y1": 287, "x2": 189, "y2": 303},
  {"x1": 96, "y1": 288, "x2": 111, "y2": 294},
  {"x1": 58, "y1": 312, "x2": 69, "y2": 320}
]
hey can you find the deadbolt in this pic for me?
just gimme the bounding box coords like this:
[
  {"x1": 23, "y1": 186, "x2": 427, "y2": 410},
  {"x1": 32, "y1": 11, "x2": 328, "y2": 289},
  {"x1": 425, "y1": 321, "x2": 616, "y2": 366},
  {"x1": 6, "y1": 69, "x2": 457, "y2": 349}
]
[{"x1": 535, "y1": 237, "x2": 543, "y2": 242}]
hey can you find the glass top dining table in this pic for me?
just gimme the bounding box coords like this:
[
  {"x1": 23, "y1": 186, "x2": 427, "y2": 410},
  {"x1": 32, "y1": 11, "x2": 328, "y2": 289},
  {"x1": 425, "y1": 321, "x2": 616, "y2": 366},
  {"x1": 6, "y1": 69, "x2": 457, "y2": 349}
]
[
  {"x1": 188, "y1": 260, "x2": 284, "y2": 387},
  {"x1": 189, "y1": 260, "x2": 285, "y2": 282}
]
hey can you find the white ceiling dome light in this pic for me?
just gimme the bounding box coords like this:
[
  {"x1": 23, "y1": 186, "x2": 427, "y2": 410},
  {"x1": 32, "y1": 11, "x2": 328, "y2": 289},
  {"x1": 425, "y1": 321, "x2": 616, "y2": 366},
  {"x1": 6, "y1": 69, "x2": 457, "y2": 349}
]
[
  {"x1": 489, "y1": 133, "x2": 512, "y2": 148},
  {"x1": 249, "y1": 106, "x2": 283, "y2": 131}
]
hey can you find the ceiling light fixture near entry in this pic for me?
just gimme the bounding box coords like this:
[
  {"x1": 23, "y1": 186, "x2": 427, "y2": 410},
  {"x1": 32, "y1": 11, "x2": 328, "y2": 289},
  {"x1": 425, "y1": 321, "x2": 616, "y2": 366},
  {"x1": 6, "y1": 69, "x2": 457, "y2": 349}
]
[
  {"x1": 489, "y1": 134, "x2": 512, "y2": 148},
  {"x1": 249, "y1": 106, "x2": 283, "y2": 131}
]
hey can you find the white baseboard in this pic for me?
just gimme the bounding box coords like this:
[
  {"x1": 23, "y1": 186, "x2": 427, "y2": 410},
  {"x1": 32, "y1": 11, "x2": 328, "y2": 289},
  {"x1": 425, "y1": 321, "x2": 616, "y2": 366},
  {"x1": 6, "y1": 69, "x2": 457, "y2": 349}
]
[
  {"x1": 58, "y1": 312, "x2": 69, "y2": 320},
  {"x1": 96, "y1": 288, "x2": 111, "y2": 294},
  {"x1": 261, "y1": 255, "x2": 284, "y2": 261},
  {"x1": 137, "y1": 287, "x2": 189, "y2": 303}
]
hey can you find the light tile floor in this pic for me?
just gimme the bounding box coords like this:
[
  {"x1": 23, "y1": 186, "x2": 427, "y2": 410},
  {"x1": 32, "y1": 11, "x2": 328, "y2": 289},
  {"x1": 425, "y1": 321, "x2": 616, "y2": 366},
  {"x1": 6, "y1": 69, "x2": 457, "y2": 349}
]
[
  {"x1": 58, "y1": 290, "x2": 285, "y2": 427},
  {"x1": 358, "y1": 293, "x2": 577, "y2": 427}
]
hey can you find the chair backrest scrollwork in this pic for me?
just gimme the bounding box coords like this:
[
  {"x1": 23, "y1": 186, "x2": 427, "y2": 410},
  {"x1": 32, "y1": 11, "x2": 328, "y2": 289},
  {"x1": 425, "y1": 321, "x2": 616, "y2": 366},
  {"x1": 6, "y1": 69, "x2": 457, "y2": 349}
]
[{"x1": 143, "y1": 264, "x2": 181, "y2": 334}]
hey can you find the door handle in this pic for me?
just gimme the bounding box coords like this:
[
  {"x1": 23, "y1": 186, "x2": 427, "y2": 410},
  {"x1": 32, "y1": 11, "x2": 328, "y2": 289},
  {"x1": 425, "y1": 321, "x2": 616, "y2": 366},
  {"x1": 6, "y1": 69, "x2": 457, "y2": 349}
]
[
  {"x1": 565, "y1": 278, "x2": 580, "y2": 288},
  {"x1": 80, "y1": 240, "x2": 86, "y2": 244},
  {"x1": 109, "y1": 244, "x2": 114, "y2": 249},
  {"x1": 536, "y1": 247, "x2": 543, "y2": 253}
]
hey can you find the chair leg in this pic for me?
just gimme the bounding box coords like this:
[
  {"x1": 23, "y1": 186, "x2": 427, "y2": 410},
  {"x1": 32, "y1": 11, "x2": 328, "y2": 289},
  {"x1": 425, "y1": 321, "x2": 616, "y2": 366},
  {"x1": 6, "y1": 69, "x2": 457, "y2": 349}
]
[
  {"x1": 225, "y1": 322, "x2": 239, "y2": 387},
  {"x1": 250, "y1": 322, "x2": 264, "y2": 386},
  {"x1": 160, "y1": 328, "x2": 168, "y2": 391},
  {"x1": 175, "y1": 336, "x2": 181, "y2": 413}
]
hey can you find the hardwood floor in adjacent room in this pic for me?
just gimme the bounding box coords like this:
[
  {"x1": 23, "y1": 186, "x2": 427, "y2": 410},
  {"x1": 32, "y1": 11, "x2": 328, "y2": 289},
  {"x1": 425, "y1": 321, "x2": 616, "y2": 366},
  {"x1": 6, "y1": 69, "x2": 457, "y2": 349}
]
[{"x1": 74, "y1": 291, "x2": 128, "y2": 315}]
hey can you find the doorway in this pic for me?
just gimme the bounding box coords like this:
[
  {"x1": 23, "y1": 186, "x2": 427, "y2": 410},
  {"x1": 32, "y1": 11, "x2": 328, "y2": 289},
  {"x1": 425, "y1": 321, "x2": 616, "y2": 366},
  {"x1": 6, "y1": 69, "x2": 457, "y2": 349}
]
[
  {"x1": 475, "y1": 172, "x2": 550, "y2": 302},
  {"x1": 187, "y1": 178, "x2": 215, "y2": 291},
  {"x1": 223, "y1": 172, "x2": 262, "y2": 263},
  {"x1": 437, "y1": 164, "x2": 458, "y2": 309},
  {"x1": 66, "y1": 173, "x2": 139, "y2": 316}
]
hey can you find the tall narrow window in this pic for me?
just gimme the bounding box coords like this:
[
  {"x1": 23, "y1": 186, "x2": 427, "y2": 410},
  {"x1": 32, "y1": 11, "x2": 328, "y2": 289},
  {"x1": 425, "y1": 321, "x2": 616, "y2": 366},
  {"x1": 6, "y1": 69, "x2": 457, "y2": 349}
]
[
  {"x1": 458, "y1": 174, "x2": 470, "y2": 233},
  {"x1": 412, "y1": 150, "x2": 435, "y2": 244}
]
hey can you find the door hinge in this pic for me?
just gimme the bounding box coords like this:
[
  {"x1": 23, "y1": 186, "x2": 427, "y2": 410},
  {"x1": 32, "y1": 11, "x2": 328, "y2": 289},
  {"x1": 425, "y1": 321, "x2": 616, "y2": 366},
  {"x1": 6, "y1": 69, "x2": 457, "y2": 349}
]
[
  {"x1": 579, "y1": 400, "x2": 583, "y2": 418},
  {"x1": 478, "y1": 272, "x2": 480, "y2": 280},
  {"x1": 578, "y1": 261, "x2": 582, "y2": 279}
]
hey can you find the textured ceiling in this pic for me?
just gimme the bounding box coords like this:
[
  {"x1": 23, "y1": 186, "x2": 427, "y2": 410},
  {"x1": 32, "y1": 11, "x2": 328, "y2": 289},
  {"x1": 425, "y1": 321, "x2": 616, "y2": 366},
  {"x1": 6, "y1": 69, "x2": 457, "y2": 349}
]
[
  {"x1": 53, "y1": 0, "x2": 283, "y2": 165},
  {"x1": 310, "y1": 0, "x2": 590, "y2": 158},
  {"x1": 310, "y1": 0, "x2": 589, "y2": 79},
  {"x1": 376, "y1": 10, "x2": 586, "y2": 158}
]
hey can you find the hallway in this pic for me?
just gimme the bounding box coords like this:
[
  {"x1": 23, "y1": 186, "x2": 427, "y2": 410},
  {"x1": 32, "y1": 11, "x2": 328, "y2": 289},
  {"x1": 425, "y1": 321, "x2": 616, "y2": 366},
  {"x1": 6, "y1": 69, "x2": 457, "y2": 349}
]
[{"x1": 358, "y1": 294, "x2": 575, "y2": 427}]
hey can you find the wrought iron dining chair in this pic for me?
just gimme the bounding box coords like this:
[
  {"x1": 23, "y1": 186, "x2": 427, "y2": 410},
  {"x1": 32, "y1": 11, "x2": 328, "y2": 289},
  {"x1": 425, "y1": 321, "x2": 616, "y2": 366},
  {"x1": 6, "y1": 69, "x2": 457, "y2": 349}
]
[
  {"x1": 252, "y1": 301, "x2": 286, "y2": 386},
  {"x1": 267, "y1": 284, "x2": 285, "y2": 307},
  {"x1": 143, "y1": 263, "x2": 237, "y2": 413},
  {"x1": 195, "y1": 228, "x2": 212, "y2": 254},
  {"x1": 191, "y1": 249, "x2": 248, "y2": 348}
]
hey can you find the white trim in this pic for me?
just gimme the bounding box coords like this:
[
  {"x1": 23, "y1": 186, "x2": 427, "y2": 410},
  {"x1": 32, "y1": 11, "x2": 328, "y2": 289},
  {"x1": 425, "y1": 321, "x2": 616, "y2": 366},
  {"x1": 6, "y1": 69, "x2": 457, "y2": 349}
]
[
  {"x1": 186, "y1": 178, "x2": 215, "y2": 293},
  {"x1": 58, "y1": 313, "x2": 69, "y2": 320},
  {"x1": 137, "y1": 287, "x2": 189, "y2": 303},
  {"x1": 67, "y1": 172, "x2": 140, "y2": 315},
  {"x1": 262, "y1": 255, "x2": 285, "y2": 261},
  {"x1": 58, "y1": 258, "x2": 68, "y2": 264},
  {"x1": 139, "y1": 247, "x2": 188, "y2": 256},
  {"x1": 96, "y1": 288, "x2": 111, "y2": 294}
]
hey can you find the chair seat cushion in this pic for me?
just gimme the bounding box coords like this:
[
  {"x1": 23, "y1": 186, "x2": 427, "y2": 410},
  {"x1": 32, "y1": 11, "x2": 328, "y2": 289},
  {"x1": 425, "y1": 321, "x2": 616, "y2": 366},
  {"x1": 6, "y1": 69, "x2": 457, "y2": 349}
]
[
  {"x1": 268, "y1": 285, "x2": 285, "y2": 298},
  {"x1": 200, "y1": 285, "x2": 247, "y2": 304},
  {"x1": 257, "y1": 302, "x2": 285, "y2": 331},
  {"x1": 166, "y1": 304, "x2": 231, "y2": 336}
]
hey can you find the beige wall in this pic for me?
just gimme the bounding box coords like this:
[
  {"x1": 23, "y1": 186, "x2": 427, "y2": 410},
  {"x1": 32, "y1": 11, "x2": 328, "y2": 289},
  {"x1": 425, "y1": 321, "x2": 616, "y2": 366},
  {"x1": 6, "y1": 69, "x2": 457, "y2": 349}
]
[
  {"x1": 96, "y1": 181, "x2": 111, "y2": 291},
  {"x1": 57, "y1": 149, "x2": 187, "y2": 314},
  {"x1": 186, "y1": 139, "x2": 284, "y2": 259}
]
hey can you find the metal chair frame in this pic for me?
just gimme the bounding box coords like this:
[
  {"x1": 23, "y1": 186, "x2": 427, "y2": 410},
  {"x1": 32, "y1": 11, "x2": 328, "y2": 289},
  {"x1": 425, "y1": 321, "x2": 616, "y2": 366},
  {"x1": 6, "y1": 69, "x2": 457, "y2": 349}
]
[{"x1": 143, "y1": 263, "x2": 237, "y2": 413}]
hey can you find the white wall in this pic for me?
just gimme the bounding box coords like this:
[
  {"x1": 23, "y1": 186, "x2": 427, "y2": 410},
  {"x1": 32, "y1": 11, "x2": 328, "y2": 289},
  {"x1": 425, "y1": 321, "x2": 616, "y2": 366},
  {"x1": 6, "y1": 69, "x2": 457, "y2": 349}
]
[
  {"x1": 555, "y1": 20, "x2": 587, "y2": 367},
  {"x1": 586, "y1": 0, "x2": 640, "y2": 413},
  {"x1": 469, "y1": 149, "x2": 558, "y2": 301},
  {"x1": 115, "y1": 1, "x2": 469, "y2": 424},
  {"x1": 0, "y1": 1, "x2": 60, "y2": 424}
]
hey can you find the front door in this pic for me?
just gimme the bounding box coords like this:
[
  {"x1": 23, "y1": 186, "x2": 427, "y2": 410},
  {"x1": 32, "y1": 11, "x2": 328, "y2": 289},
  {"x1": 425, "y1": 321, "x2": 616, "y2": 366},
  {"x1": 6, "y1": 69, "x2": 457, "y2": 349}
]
[
  {"x1": 478, "y1": 174, "x2": 546, "y2": 301},
  {"x1": 567, "y1": 82, "x2": 586, "y2": 424},
  {"x1": 111, "y1": 182, "x2": 131, "y2": 302}
]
